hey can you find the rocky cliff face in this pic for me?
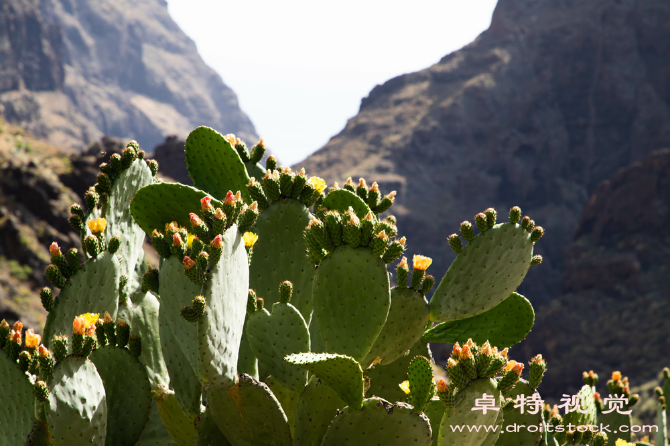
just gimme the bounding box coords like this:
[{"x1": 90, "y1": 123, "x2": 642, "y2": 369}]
[
  {"x1": 297, "y1": 0, "x2": 670, "y2": 310},
  {"x1": 529, "y1": 149, "x2": 670, "y2": 396},
  {"x1": 0, "y1": 0, "x2": 257, "y2": 151}
]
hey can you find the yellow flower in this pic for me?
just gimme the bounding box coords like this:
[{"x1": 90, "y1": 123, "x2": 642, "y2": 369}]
[
  {"x1": 24, "y1": 329, "x2": 41, "y2": 349},
  {"x1": 615, "y1": 440, "x2": 634, "y2": 446},
  {"x1": 399, "y1": 380, "x2": 411, "y2": 395},
  {"x1": 77, "y1": 313, "x2": 100, "y2": 329},
  {"x1": 187, "y1": 233, "x2": 196, "y2": 249},
  {"x1": 243, "y1": 232, "x2": 259, "y2": 248},
  {"x1": 612, "y1": 371, "x2": 622, "y2": 381},
  {"x1": 308, "y1": 176, "x2": 327, "y2": 194},
  {"x1": 412, "y1": 255, "x2": 432, "y2": 271},
  {"x1": 87, "y1": 218, "x2": 107, "y2": 234}
]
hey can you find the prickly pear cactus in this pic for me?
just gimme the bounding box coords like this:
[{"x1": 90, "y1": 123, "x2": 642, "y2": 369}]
[
  {"x1": 430, "y1": 207, "x2": 542, "y2": 322},
  {"x1": 0, "y1": 347, "x2": 35, "y2": 444}
]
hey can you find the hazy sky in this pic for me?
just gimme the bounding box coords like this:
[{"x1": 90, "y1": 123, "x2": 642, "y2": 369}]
[{"x1": 168, "y1": 1, "x2": 498, "y2": 165}]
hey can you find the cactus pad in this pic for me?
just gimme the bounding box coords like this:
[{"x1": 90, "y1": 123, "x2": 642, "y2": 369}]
[
  {"x1": 159, "y1": 255, "x2": 206, "y2": 382},
  {"x1": 249, "y1": 199, "x2": 315, "y2": 320},
  {"x1": 195, "y1": 406, "x2": 232, "y2": 446},
  {"x1": 438, "y1": 378, "x2": 501, "y2": 446},
  {"x1": 492, "y1": 380, "x2": 542, "y2": 446},
  {"x1": 185, "y1": 126, "x2": 251, "y2": 202},
  {"x1": 43, "y1": 251, "x2": 121, "y2": 351},
  {"x1": 197, "y1": 226, "x2": 248, "y2": 389},
  {"x1": 155, "y1": 390, "x2": 197, "y2": 446},
  {"x1": 366, "y1": 341, "x2": 432, "y2": 404},
  {"x1": 425, "y1": 399, "x2": 446, "y2": 446},
  {"x1": 421, "y1": 292, "x2": 534, "y2": 348},
  {"x1": 313, "y1": 245, "x2": 390, "y2": 362},
  {"x1": 159, "y1": 318, "x2": 202, "y2": 420},
  {"x1": 320, "y1": 398, "x2": 432, "y2": 446},
  {"x1": 597, "y1": 410, "x2": 631, "y2": 445},
  {"x1": 430, "y1": 223, "x2": 534, "y2": 322},
  {"x1": 363, "y1": 287, "x2": 430, "y2": 366},
  {"x1": 321, "y1": 189, "x2": 371, "y2": 219},
  {"x1": 135, "y1": 402, "x2": 178, "y2": 446},
  {"x1": 45, "y1": 356, "x2": 107, "y2": 445},
  {"x1": 101, "y1": 158, "x2": 153, "y2": 287},
  {"x1": 129, "y1": 290, "x2": 170, "y2": 392},
  {"x1": 89, "y1": 346, "x2": 152, "y2": 446},
  {"x1": 266, "y1": 376, "x2": 300, "y2": 435},
  {"x1": 0, "y1": 350, "x2": 35, "y2": 445},
  {"x1": 247, "y1": 302, "x2": 309, "y2": 393},
  {"x1": 130, "y1": 182, "x2": 222, "y2": 235},
  {"x1": 208, "y1": 374, "x2": 291, "y2": 446},
  {"x1": 562, "y1": 384, "x2": 597, "y2": 427},
  {"x1": 293, "y1": 376, "x2": 346, "y2": 446},
  {"x1": 237, "y1": 318, "x2": 259, "y2": 379},
  {"x1": 286, "y1": 352, "x2": 364, "y2": 410}
]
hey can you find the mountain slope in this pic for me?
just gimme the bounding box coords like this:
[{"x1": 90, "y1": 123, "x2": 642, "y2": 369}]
[
  {"x1": 0, "y1": 0, "x2": 256, "y2": 150},
  {"x1": 296, "y1": 0, "x2": 670, "y2": 308}
]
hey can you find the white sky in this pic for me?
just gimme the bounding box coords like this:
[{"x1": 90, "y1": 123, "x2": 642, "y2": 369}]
[{"x1": 168, "y1": 1, "x2": 498, "y2": 165}]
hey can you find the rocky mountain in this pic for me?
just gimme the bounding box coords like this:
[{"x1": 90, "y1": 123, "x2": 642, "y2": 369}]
[
  {"x1": 529, "y1": 149, "x2": 670, "y2": 396},
  {"x1": 0, "y1": 0, "x2": 257, "y2": 151},
  {"x1": 296, "y1": 0, "x2": 670, "y2": 390},
  {"x1": 297, "y1": 0, "x2": 670, "y2": 305}
]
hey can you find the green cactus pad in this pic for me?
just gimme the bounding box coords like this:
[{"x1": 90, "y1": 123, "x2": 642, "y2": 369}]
[
  {"x1": 45, "y1": 356, "x2": 107, "y2": 445},
  {"x1": 130, "y1": 290, "x2": 170, "y2": 392},
  {"x1": 249, "y1": 199, "x2": 315, "y2": 320},
  {"x1": 492, "y1": 380, "x2": 541, "y2": 446},
  {"x1": 130, "y1": 182, "x2": 222, "y2": 235},
  {"x1": 135, "y1": 401, "x2": 178, "y2": 446},
  {"x1": 237, "y1": 317, "x2": 258, "y2": 379},
  {"x1": 185, "y1": 126, "x2": 251, "y2": 202},
  {"x1": 100, "y1": 158, "x2": 153, "y2": 289},
  {"x1": 655, "y1": 402, "x2": 667, "y2": 446},
  {"x1": 208, "y1": 375, "x2": 291, "y2": 446},
  {"x1": 363, "y1": 287, "x2": 430, "y2": 367},
  {"x1": 285, "y1": 352, "x2": 364, "y2": 410},
  {"x1": 155, "y1": 390, "x2": 197, "y2": 446},
  {"x1": 308, "y1": 317, "x2": 326, "y2": 353},
  {"x1": 367, "y1": 341, "x2": 432, "y2": 404},
  {"x1": 421, "y1": 292, "x2": 534, "y2": 348},
  {"x1": 197, "y1": 226, "x2": 248, "y2": 389},
  {"x1": 293, "y1": 376, "x2": 346, "y2": 446},
  {"x1": 0, "y1": 350, "x2": 35, "y2": 445},
  {"x1": 195, "y1": 406, "x2": 231, "y2": 446},
  {"x1": 244, "y1": 161, "x2": 265, "y2": 183},
  {"x1": 313, "y1": 245, "x2": 390, "y2": 362},
  {"x1": 597, "y1": 410, "x2": 631, "y2": 446},
  {"x1": 266, "y1": 376, "x2": 300, "y2": 436},
  {"x1": 247, "y1": 302, "x2": 309, "y2": 393},
  {"x1": 43, "y1": 251, "x2": 121, "y2": 351},
  {"x1": 438, "y1": 378, "x2": 501, "y2": 446},
  {"x1": 320, "y1": 398, "x2": 432, "y2": 446},
  {"x1": 159, "y1": 314, "x2": 202, "y2": 420},
  {"x1": 89, "y1": 346, "x2": 152, "y2": 446},
  {"x1": 481, "y1": 410, "x2": 504, "y2": 446},
  {"x1": 430, "y1": 223, "x2": 534, "y2": 323},
  {"x1": 321, "y1": 189, "x2": 371, "y2": 219},
  {"x1": 408, "y1": 356, "x2": 435, "y2": 413},
  {"x1": 159, "y1": 255, "x2": 206, "y2": 382},
  {"x1": 561, "y1": 385, "x2": 597, "y2": 428},
  {"x1": 425, "y1": 399, "x2": 446, "y2": 446}
]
